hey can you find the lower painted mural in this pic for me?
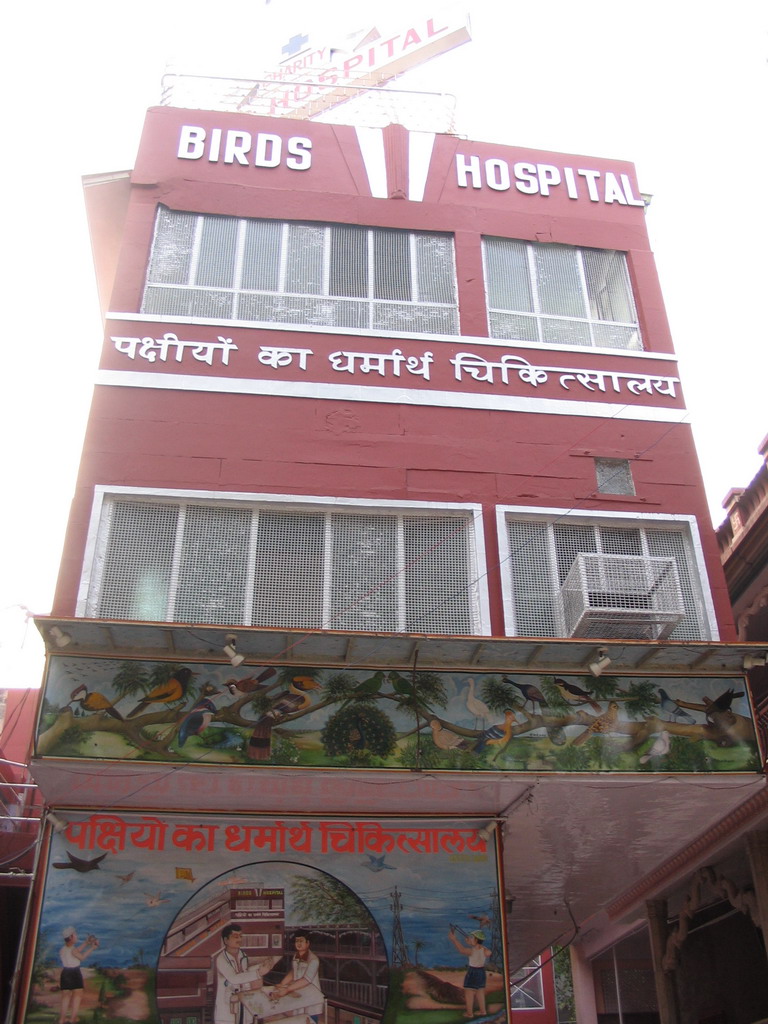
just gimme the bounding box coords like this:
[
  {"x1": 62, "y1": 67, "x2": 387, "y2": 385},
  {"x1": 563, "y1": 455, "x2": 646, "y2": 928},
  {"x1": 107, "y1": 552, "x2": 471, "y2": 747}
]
[
  {"x1": 35, "y1": 657, "x2": 759, "y2": 772},
  {"x1": 22, "y1": 813, "x2": 505, "y2": 1024}
]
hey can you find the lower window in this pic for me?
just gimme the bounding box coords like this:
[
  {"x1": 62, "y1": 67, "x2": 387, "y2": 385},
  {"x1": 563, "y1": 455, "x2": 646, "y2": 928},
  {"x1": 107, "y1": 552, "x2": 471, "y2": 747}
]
[
  {"x1": 499, "y1": 509, "x2": 713, "y2": 641},
  {"x1": 83, "y1": 491, "x2": 485, "y2": 635}
]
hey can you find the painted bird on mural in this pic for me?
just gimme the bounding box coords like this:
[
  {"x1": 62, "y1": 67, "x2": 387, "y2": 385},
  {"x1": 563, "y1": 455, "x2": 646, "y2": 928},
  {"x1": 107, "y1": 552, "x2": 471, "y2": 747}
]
[
  {"x1": 53, "y1": 852, "x2": 108, "y2": 872},
  {"x1": 262, "y1": 676, "x2": 322, "y2": 719},
  {"x1": 429, "y1": 718, "x2": 470, "y2": 751},
  {"x1": 126, "y1": 668, "x2": 195, "y2": 718},
  {"x1": 473, "y1": 710, "x2": 517, "y2": 752},
  {"x1": 703, "y1": 689, "x2": 744, "y2": 721},
  {"x1": 247, "y1": 676, "x2": 323, "y2": 761},
  {"x1": 363, "y1": 854, "x2": 396, "y2": 873},
  {"x1": 503, "y1": 677, "x2": 549, "y2": 714},
  {"x1": 639, "y1": 730, "x2": 671, "y2": 764},
  {"x1": 177, "y1": 684, "x2": 222, "y2": 747},
  {"x1": 68, "y1": 684, "x2": 124, "y2": 720},
  {"x1": 571, "y1": 702, "x2": 620, "y2": 746},
  {"x1": 463, "y1": 678, "x2": 491, "y2": 727},
  {"x1": 553, "y1": 678, "x2": 602, "y2": 712},
  {"x1": 225, "y1": 667, "x2": 277, "y2": 696},
  {"x1": 657, "y1": 688, "x2": 696, "y2": 724}
]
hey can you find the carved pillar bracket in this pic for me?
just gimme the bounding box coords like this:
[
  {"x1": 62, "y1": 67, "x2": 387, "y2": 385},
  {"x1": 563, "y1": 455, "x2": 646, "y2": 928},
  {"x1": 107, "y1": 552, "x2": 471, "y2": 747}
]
[
  {"x1": 746, "y1": 831, "x2": 768, "y2": 969},
  {"x1": 646, "y1": 899, "x2": 679, "y2": 1024}
]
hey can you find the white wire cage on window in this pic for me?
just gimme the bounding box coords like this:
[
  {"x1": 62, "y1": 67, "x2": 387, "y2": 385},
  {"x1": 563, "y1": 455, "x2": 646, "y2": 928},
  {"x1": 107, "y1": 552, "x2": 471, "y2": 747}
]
[
  {"x1": 559, "y1": 553, "x2": 685, "y2": 640},
  {"x1": 504, "y1": 515, "x2": 708, "y2": 641},
  {"x1": 142, "y1": 209, "x2": 460, "y2": 336}
]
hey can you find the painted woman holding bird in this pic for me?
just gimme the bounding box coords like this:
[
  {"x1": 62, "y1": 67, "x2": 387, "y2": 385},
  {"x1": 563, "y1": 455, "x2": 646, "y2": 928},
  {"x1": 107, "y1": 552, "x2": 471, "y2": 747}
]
[
  {"x1": 447, "y1": 926, "x2": 491, "y2": 1018},
  {"x1": 57, "y1": 927, "x2": 98, "y2": 1024}
]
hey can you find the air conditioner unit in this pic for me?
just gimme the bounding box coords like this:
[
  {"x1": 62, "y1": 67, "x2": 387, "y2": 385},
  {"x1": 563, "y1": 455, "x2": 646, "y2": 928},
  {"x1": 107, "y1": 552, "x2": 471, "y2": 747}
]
[{"x1": 559, "y1": 553, "x2": 685, "y2": 641}]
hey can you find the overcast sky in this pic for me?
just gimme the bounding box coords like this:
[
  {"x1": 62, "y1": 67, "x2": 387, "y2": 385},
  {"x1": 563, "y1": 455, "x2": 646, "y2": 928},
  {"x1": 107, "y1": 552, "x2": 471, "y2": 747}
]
[{"x1": 1, "y1": 0, "x2": 766, "y2": 687}]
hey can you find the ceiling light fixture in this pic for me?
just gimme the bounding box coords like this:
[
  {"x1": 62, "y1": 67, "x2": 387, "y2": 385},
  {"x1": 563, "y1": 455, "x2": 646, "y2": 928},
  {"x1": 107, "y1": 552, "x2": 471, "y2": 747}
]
[
  {"x1": 477, "y1": 821, "x2": 497, "y2": 843},
  {"x1": 223, "y1": 635, "x2": 245, "y2": 668},
  {"x1": 589, "y1": 647, "x2": 611, "y2": 677},
  {"x1": 49, "y1": 626, "x2": 72, "y2": 648},
  {"x1": 47, "y1": 811, "x2": 68, "y2": 833},
  {"x1": 743, "y1": 653, "x2": 768, "y2": 670}
]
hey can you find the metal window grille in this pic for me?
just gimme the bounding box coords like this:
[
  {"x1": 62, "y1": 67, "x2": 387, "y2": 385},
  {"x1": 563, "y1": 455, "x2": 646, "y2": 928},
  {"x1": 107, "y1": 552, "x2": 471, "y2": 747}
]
[
  {"x1": 505, "y1": 516, "x2": 706, "y2": 640},
  {"x1": 89, "y1": 497, "x2": 477, "y2": 634},
  {"x1": 483, "y1": 237, "x2": 641, "y2": 350},
  {"x1": 142, "y1": 208, "x2": 459, "y2": 335}
]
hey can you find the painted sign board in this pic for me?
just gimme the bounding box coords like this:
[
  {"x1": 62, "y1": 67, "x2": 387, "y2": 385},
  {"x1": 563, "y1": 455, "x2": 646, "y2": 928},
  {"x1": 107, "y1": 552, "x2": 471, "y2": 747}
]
[
  {"x1": 253, "y1": 13, "x2": 472, "y2": 119},
  {"x1": 131, "y1": 108, "x2": 647, "y2": 221},
  {"x1": 36, "y1": 657, "x2": 759, "y2": 774},
  {"x1": 20, "y1": 811, "x2": 504, "y2": 1024}
]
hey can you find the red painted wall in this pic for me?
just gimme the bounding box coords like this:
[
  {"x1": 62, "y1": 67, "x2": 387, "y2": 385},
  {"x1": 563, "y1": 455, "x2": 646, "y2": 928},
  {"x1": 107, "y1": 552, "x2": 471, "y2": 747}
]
[{"x1": 58, "y1": 108, "x2": 733, "y2": 638}]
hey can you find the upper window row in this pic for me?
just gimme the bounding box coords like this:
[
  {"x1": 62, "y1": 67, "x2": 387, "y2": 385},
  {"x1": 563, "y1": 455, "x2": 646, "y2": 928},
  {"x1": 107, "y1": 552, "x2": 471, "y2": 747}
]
[{"x1": 141, "y1": 209, "x2": 642, "y2": 351}]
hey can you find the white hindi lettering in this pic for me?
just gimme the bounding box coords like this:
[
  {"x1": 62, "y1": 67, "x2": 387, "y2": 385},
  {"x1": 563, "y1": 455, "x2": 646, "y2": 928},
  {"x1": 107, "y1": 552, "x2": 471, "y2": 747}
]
[
  {"x1": 257, "y1": 346, "x2": 313, "y2": 370},
  {"x1": 451, "y1": 351, "x2": 678, "y2": 399},
  {"x1": 450, "y1": 352, "x2": 548, "y2": 387},
  {"x1": 112, "y1": 334, "x2": 237, "y2": 366},
  {"x1": 111, "y1": 333, "x2": 678, "y2": 402},
  {"x1": 328, "y1": 349, "x2": 433, "y2": 379}
]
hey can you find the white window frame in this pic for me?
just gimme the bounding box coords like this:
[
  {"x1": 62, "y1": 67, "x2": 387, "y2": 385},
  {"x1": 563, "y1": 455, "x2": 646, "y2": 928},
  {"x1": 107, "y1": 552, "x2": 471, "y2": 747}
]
[
  {"x1": 142, "y1": 210, "x2": 460, "y2": 337},
  {"x1": 77, "y1": 487, "x2": 491, "y2": 635},
  {"x1": 482, "y1": 237, "x2": 642, "y2": 351},
  {"x1": 509, "y1": 955, "x2": 545, "y2": 1010},
  {"x1": 495, "y1": 506, "x2": 718, "y2": 640}
]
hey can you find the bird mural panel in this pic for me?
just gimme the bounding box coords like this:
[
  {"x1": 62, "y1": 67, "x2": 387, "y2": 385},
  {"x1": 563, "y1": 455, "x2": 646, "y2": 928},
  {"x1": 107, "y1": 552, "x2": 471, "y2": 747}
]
[{"x1": 37, "y1": 656, "x2": 758, "y2": 773}]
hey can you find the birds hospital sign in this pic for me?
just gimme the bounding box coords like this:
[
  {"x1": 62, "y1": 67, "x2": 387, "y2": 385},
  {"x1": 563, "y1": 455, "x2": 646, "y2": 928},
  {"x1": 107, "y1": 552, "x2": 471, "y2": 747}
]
[{"x1": 174, "y1": 122, "x2": 643, "y2": 207}]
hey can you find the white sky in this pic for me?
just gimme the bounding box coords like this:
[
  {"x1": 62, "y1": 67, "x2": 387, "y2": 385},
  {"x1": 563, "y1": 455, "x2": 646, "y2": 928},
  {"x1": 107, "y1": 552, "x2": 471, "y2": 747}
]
[{"x1": 1, "y1": 0, "x2": 766, "y2": 687}]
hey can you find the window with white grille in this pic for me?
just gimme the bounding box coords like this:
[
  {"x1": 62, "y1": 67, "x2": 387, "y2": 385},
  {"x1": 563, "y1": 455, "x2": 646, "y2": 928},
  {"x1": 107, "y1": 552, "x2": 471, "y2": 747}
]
[
  {"x1": 142, "y1": 208, "x2": 460, "y2": 336},
  {"x1": 85, "y1": 494, "x2": 484, "y2": 634},
  {"x1": 500, "y1": 511, "x2": 711, "y2": 641},
  {"x1": 483, "y1": 238, "x2": 641, "y2": 350}
]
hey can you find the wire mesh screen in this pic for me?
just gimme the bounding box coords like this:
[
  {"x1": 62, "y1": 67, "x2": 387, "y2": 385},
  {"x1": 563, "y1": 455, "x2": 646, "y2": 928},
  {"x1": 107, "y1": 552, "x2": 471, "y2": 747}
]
[
  {"x1": 484, "y1": 238, "x2": 641, "y2": 350},
  {"x1": 92, "y1": 499, "x2": 477, "y2": 634},
  {"x1": 96, "y1": 501, "x2": 180, "y2": 620},
  {"x1": 403, "y1": 516, "x2": 473, "y2": 633},
  {"x1": 506, "y1": 519, "x2": 560, "y2": 637},
  {"x1": 328, "y1": 514, "x2": 399, "y2": 630},
  {"x1": 595, "y1": 458, "x2": 635, "y2": 496},
  {"x1": 174, "y1": 505, "x2": 252, "y2": 624},
  {"x1": 506, "y1": 516, "x2": 705, "y2": 640},
  {"x1": 142, "y1": 209, "x2": 459, "y2": 335},
  {"x1": 251, "y1": 510, "x2": 326, "y2": 629},
  {"x1": 646, "y1": 529, "x2": 705, "y2": 640}
]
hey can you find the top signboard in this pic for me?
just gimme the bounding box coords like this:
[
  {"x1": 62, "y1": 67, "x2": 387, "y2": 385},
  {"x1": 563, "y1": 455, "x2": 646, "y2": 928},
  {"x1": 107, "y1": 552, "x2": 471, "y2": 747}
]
[{"x1": 253, "y1": 12, "x2": 471, "y2": 120}]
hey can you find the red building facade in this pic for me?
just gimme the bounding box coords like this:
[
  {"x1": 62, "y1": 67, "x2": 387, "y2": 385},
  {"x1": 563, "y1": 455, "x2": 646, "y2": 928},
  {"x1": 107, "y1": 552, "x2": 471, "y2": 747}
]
[{"x1": 14, "y1": 106, "x2": 768, "y2": 1024}]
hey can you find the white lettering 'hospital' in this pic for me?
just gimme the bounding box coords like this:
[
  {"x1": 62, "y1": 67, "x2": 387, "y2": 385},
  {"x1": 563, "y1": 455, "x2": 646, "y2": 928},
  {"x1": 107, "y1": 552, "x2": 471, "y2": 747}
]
[
  {"x1": 455, "y1": 154, "x2": 645, "y2": 206},
  {"x1": 178, "y1": 126, "x2": 312, "y2": 170}
]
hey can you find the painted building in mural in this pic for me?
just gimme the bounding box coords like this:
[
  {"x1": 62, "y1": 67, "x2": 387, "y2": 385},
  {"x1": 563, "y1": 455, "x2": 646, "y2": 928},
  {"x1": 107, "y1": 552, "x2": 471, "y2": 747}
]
[{"x1": 11, "y1": 82, "x2": 768, "y2": 1024}]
